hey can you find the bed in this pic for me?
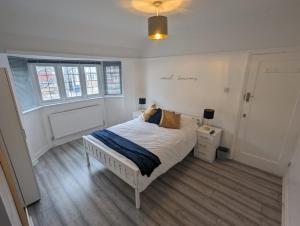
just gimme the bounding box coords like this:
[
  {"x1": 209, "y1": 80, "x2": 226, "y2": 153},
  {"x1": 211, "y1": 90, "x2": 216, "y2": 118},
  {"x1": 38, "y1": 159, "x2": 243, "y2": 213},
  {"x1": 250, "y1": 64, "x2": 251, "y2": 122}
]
[{"x1": 82, "y1": 115, "x2": 198, "y2": 208}]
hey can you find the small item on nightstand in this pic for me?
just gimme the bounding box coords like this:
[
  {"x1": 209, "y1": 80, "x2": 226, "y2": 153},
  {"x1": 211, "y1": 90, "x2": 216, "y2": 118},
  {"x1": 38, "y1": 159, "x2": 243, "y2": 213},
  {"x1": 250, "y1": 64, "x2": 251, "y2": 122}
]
[
  {"x1": 209, "y1": 130, "x2": 215, "y2": 135},
  {"x1": 216, "y1": 146, "x2": 230, "y2": 161}
]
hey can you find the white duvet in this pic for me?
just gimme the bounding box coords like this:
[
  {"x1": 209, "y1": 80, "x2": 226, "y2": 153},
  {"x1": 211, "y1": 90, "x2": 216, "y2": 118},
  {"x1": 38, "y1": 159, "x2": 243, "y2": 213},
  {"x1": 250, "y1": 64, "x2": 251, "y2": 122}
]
[{"x1": 86, "y1": 115, "x2": 198, "y2": 191}]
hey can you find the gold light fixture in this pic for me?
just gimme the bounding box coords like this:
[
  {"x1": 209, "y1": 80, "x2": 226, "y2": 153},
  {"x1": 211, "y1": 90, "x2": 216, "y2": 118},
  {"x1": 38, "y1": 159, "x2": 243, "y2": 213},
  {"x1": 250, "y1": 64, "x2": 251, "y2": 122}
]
[
  {"x1": 129, "y1": 0, "x2": 187, "y2": 14},
  {"x1": 148, "y1": 1, "x2": 168, "y2": 40}
]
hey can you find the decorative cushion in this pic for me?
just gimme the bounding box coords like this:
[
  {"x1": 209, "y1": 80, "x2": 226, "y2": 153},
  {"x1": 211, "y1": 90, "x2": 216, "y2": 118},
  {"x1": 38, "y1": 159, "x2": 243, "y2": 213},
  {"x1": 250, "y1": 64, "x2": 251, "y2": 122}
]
[
  {"x1": 148, "y1": 108, "x2": 162, "y2": 125},
  {"x1": 143, "y1": 104, "x2": 157, "y2": 122},
  {"x1": 159, "y1": 110, "x2": 181, "y2": 129}
]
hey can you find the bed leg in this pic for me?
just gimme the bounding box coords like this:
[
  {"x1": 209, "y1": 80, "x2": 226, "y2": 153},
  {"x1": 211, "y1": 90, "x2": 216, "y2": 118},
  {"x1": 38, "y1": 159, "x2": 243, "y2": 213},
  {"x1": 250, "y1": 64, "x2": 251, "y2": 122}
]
[
  {"x1": 135, "y1": 188, "x2": 140, "y2": 209},
  {"x1": 86, "y1": 152, "x2": 90, "y2": 167}
]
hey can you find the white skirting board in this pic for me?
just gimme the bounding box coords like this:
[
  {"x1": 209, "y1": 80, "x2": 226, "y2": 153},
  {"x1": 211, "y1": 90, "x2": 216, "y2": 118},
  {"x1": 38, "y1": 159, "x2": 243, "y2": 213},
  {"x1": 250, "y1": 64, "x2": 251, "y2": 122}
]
[
  {"x1": 31, "y1": 125, "x2": 104, "y2": 165},
  {"x1": 31, "y1": 145, "x2": 50, "y2": 166}
]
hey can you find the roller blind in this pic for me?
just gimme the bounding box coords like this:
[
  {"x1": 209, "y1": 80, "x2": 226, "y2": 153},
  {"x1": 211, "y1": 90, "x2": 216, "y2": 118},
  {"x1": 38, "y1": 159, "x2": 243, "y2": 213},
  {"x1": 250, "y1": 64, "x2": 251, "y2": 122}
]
[{"x1": 8, "y1": 56, "x2": 39, "y2": 111}]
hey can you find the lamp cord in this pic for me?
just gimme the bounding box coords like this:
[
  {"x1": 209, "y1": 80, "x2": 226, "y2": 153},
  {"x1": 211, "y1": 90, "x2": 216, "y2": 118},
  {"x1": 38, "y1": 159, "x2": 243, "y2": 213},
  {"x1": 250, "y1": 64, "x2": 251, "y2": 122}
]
[{"x1": 153, "y1": 1, "x2": 161, "y2": 16}]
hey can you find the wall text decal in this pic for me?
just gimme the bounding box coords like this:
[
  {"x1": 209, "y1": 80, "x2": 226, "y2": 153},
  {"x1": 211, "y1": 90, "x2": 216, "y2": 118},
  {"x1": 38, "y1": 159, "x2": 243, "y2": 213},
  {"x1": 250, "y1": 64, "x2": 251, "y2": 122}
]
[
  {"x1": 160, "y1": 74, "x2": 174, "y2": 80},
  {"x1": 160, "y1": 74, "x2": 198, "y2": 81}
]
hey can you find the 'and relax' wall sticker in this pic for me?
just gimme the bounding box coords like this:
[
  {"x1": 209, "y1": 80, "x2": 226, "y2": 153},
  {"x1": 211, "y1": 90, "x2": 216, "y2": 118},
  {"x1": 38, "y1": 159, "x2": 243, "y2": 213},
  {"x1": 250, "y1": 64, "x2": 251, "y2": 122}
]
[{"x1": 160, "y1": 74, "x2": 198, "y2": 81}]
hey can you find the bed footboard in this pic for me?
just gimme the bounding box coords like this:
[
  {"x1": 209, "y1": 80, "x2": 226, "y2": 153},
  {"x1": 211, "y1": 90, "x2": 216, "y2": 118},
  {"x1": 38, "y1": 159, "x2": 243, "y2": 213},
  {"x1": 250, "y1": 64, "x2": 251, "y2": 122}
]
[{"x1": 82, "y1": 136, "x2": 141, "y2": 208}]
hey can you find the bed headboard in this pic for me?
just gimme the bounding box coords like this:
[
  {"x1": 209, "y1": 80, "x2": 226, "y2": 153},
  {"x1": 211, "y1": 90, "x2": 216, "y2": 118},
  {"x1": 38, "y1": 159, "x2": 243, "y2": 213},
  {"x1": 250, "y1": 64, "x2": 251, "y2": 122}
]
[
  {"x1": 153, "y1": 102, "x2": 201, "y2": 125},
  {"x1": 181, "y1": 113, "x2": 202, "y2": 126}
]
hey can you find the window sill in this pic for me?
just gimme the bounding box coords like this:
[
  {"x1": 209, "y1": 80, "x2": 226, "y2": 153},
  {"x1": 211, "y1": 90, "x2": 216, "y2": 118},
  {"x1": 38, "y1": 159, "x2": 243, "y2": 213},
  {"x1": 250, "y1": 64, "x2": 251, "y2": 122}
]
[
  {"x1": 21, "y1": 96, "x2": 105, "y2": 114},
  {"x1": 21, "y1": 95, "x2": 125, "y2": 114},
  {"x1": 104, "y1": 95, "x2": 124, "y2": 98},
  {"x1": 22, "y1": 106, "x2": 42, "y2": 115}
]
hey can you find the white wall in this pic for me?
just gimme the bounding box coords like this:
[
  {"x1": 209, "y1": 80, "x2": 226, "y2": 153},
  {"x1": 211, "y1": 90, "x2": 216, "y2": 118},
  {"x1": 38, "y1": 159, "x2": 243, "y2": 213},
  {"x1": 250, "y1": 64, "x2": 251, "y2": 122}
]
[
  {"x1": 104, "y1": 59, "x2": 144, "y2": 127},
  {"x1": 22, "y1": 109, "x2": 49, "y2": 164},
  {"x1": 22, "y1": 98, "x2": 105, "y2": 164},
  {"x1": 285, "y1": 135, "x2": 300, "y2": 226},
  {"x1": 142, "y1": 52, "x2": 248, "y2": 150}
]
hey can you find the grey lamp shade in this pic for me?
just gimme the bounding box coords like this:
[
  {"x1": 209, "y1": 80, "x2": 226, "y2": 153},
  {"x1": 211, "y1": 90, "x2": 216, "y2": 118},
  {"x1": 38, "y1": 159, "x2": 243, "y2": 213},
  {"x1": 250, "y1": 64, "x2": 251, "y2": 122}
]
[
  {"x1": 203, "y1": 109, "x2": 215, "y2": 119},
  {"x1": 148, "y1": 15, "x2": 168, "y2": 40},
  {"x1": 139, "y1": 97, "x2": 146, "y2": 105}
]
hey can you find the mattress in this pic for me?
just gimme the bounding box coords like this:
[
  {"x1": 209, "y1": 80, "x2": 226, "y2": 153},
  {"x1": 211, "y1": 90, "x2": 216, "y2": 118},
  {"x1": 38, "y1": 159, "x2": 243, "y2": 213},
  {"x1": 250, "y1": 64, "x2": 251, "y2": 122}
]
[{"x1": 86, "y1": 115, "x2": 198, "y2": 191}]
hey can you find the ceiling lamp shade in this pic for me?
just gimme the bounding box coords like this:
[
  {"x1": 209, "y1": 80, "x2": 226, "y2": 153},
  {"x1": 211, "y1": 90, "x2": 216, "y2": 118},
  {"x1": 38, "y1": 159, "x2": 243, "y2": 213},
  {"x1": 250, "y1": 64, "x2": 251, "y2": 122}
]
[
  {"x1": 148, "y1": 15, "x2": 168, "y2": 40},
  {"x1": 148, "y1": 1, "x2": 168, "y2": 40}
]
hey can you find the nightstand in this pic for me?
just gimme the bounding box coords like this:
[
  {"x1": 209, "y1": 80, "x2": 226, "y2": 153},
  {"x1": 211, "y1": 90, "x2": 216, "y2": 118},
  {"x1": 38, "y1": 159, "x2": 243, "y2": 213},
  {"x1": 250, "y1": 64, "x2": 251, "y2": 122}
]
[
  {"x1": 194, "y1": 125, "x2": 222, "y2": 162},
  {"x1": 132, "y1": 110, "x2": 144, "y2": 119}
]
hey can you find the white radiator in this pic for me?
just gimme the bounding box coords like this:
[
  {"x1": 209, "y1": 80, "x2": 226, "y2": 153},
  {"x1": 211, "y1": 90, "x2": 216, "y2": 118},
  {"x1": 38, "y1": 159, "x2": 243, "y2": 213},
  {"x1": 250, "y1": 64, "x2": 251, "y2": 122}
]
[{"x1": 49, "y1": 104, "x2": 104, "y2": 139}]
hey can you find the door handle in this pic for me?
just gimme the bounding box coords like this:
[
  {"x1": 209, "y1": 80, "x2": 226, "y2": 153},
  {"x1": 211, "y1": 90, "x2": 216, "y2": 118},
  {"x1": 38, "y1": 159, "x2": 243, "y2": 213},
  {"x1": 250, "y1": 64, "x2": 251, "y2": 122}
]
[{"x1": 244, "y1": 92, "x2": 254, "y2": 102}]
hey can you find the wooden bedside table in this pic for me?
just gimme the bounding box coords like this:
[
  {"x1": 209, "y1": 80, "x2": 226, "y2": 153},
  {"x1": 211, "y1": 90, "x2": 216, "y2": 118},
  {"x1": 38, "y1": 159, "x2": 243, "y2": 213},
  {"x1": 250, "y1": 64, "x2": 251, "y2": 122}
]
[
  {"x1": 132, "y1": 110, "x2": 144, "y2": 119},
  {"x1": 194, "y1": 125, "x2": 222, "y2": 162}
]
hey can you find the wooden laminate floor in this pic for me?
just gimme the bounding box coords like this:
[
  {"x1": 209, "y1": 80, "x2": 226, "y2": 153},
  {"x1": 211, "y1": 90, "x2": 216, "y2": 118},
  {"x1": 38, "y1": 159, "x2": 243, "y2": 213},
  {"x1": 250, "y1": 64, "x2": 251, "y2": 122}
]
[{"x1": 28, "y1": 139, "x2": 282, "y2": 226}]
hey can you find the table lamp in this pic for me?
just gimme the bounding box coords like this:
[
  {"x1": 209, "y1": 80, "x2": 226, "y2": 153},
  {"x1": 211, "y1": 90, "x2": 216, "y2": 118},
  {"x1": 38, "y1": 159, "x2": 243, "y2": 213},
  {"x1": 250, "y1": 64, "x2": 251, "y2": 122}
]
[
  {"x1": 139, "y1": 98, "x2": 146, "y2": 110},
  {"x1": 203, "y1": 109, "x2": 215, "y2": 130}
]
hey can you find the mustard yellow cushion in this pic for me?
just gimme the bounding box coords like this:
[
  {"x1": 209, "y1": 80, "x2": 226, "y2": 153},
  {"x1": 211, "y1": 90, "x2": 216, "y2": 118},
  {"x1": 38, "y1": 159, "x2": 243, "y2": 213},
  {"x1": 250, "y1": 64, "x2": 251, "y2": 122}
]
[
  {"x1": 159, "y1": 110, "x2": 181, "y2": 129},
  {"x1": 143, "y1": 104, "x2": 157, "y2": 122}
]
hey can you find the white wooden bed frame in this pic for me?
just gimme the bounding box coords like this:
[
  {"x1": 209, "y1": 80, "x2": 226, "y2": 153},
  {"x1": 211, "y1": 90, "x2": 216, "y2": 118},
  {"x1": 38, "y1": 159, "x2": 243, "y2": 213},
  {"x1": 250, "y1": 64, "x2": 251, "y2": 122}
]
[
  {"x1": 82, "y1": 114, "x2": 199, "y2": 209},
  {"x1": 83, "y1": 136, "x2": 143, "y2": 208}
]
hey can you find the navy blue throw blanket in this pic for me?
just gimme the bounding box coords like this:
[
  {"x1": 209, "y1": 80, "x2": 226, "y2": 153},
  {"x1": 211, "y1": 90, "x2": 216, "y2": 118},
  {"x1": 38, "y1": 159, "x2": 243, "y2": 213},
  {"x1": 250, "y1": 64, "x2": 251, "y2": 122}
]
[{"x1": 91, "y1": 129, "x2": 161, "y2": 177}]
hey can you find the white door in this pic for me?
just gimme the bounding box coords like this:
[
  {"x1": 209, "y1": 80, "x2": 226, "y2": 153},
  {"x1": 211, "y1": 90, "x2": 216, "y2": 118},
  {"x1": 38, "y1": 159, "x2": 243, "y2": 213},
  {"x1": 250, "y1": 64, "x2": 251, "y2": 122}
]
[{"x1": 235, "y1": 52, "x2": 300, "y2": 176}]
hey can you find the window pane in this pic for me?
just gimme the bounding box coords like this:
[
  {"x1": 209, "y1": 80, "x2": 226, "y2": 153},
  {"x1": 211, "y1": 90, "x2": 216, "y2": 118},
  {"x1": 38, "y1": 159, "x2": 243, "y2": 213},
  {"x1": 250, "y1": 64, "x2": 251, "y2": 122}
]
[
  {"x1": 104, "y1": 63, "x2": 122, "y2": 95},
  {"x1": 62, "y1": 66, "x2": 82, "y2": 98},
  {"x1": 36, "y1": 66, "x2": 60, "y2": 101},
  {"x1": 84, "y1": 66, "x2": 99, "y2": 95}
]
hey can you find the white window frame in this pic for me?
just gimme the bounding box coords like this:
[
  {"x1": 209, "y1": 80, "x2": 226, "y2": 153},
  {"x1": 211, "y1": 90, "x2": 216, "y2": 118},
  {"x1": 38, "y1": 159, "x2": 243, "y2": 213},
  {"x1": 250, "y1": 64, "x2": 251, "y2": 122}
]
[
  {"x1": 81, "y1": 64, "x2": 103, "y2": 97},
  {"x1": 59, "y1": 63, "x2": 84, "y2": 100},
  {"x1": 29, "y1": 63, "x2": 103, "y2": 105},
  {"x1": 31, "y1": 63, "x2": 63, "y2": 104},
  {"x1": 103, "y1": 61, "x2": 123, "y2": 96}
]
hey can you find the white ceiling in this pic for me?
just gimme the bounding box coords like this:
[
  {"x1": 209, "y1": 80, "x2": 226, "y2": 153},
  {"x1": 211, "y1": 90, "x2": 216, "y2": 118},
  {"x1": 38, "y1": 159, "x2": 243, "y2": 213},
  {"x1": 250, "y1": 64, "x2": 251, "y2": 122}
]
[{"x1": 0, "y1": 0, "x2": 299, "y2": 58}]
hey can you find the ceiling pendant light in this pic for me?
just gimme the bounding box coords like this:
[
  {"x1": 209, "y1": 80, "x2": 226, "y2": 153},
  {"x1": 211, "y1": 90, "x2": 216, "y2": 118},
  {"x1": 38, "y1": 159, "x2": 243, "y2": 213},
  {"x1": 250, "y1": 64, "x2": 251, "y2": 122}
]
[{"x1": 148, "y1": 1, "x2": 168, "y2": 40}]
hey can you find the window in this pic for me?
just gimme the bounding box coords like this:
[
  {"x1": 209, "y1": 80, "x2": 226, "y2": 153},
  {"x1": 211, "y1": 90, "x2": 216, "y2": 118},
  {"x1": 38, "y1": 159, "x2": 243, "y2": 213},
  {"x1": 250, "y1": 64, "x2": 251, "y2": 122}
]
[
  {"x1": 10, "y1": 57, "x2": 122, "y2": 110},
  {"x1": 84, "y1": 66, "x2": 99, "y2": 95},
  {"x1": 103, "y1": 62, "x2": 122, "y2": 95},
  {"x1": 35, "y1": 65, "x2": 60, "y2": 101},
  {"x1": 62, "y1": 66, "x2": 82, "y2": 98}
]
